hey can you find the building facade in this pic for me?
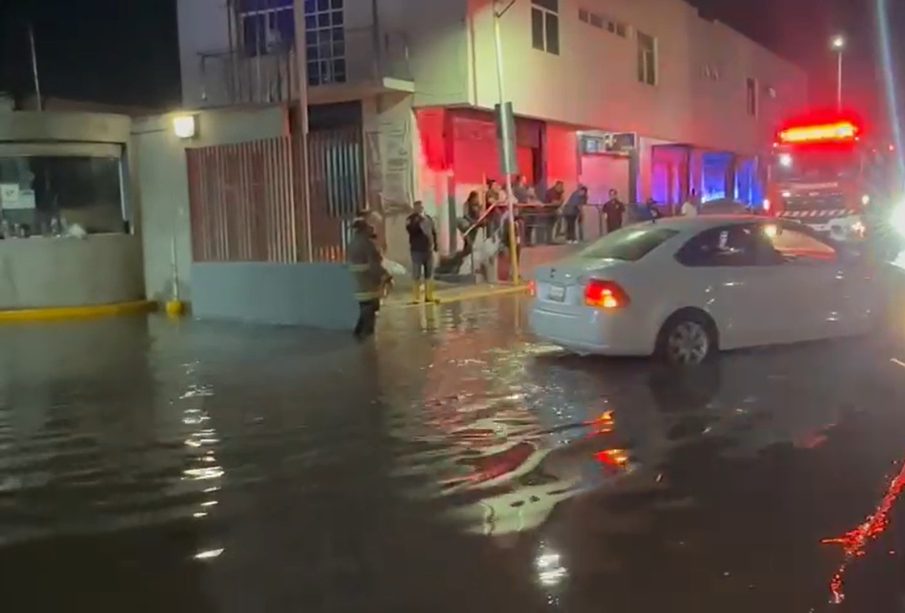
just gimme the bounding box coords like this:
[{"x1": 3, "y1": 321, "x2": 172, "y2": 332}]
[{"x1": 177, "y1": 0, "x2": 807, "y2": 260}]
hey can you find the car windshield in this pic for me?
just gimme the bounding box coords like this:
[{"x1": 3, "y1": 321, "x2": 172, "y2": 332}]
[
  {"x1": 579, "y1": 226, "x2": 679, "y2": 261},
  {"x1": 773, "y1": 148, "x2": 860, "y2": 182}
]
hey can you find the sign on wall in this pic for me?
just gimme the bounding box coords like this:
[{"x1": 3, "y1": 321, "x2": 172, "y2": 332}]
[
  {"x1": 580, "y1": 133, "x2": 637, "y2": 156},
  {"x1": 0, "y1": 183, "x2": 34, "y2": 210},
  {"x1": 379, "y1": 114, "x2": 414, "y2": 216}
]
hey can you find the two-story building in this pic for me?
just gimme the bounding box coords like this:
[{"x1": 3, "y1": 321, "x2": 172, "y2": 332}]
[{"x1": 177, "y1": 0, "x2": 807, "y2": 261}]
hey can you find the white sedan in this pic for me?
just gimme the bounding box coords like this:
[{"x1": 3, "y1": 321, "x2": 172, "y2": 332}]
[{"x1": 529, "y1": 215, "x2": 878, "y2": 364}]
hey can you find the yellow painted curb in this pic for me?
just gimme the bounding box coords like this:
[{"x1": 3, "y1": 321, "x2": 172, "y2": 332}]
[
  {"x1": 0, "y1": 300, "x2": 157, "y2": 323},
  {"x1": 435, "y1": 284, "x2": 529, "y2": 305},
  {"x1": 383, "y1": 284, "x2": 529, "y2": 310}
]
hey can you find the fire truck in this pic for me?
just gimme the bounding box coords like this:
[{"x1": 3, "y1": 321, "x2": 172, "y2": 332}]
[{"x1": 765, "y1": 116, "x2": 889, "y2": 243}]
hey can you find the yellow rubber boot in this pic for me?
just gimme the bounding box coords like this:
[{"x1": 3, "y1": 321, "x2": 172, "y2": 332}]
[
  {"x1": 411, "y1": 283, "x2": 423, "y2": 304},
  {"x1": 425, "y1": 280, "x2": 438, "y2": 303}
]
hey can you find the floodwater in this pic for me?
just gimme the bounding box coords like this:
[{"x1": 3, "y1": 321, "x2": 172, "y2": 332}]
[{"x1": 3, "y1": 298, "x2": 905, "y2": 612}]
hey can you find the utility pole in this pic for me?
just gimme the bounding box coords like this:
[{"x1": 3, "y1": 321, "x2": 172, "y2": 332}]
[
  {"x1": 293, "y1": 0, "x2": 313, "y2": 261},
  {"x1": 492, "y1": 0, "x2": 520, "y2": 284},
  {"x1": 28, "y1": 22, "x2": 42, "y2": 111}
]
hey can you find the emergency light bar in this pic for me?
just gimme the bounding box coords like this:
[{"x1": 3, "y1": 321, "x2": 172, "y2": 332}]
[{"x1": 778, "y1": 121, "x2": 859, "y2": 144}]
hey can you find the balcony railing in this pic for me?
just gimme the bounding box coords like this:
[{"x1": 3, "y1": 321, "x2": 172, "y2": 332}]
[{"x1": 197, "y1": 26, "x2": 412, "y2": 107}]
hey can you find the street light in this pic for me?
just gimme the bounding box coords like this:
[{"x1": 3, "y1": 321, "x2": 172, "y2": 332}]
[{"x1": 831, "y1": 34, "x2": 846, "y2": 111}]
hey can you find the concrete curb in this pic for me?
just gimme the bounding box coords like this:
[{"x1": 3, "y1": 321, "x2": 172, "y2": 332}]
[{"x1": 0, "y1": 300, "x2": 157, "y2": 323}]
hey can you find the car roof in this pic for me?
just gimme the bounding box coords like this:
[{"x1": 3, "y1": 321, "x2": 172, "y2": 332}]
[{"x1": 645, "y1": 215, "x2": 769, "y2": 233}]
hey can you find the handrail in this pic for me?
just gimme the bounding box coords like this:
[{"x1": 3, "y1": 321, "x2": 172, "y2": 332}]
[
  {"x1": 461, "y1": 203, "x2": 502, "y2": 239},
  {"x1": 461, "y1": 201, "x2": 561, "y2": 239}
]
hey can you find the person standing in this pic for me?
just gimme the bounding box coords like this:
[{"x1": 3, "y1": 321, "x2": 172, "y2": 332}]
[
  {"x1": 406, "y1": 200, "x2": 438, "y2": 303},
  {"x1": 563, "y1": 185, "x2": 588, "y2": 243},
  {"x1": 512, "y1": 175, "x2": 530, "y2": 204},
  {"x1": 603, "y1": 188, "x2": 626, "y2": 234},
  {"x1": 681, "y1": 190, "x2": 699, "y2": 217},
  {"x1": 645, "y1": 197, "x2": 663, "y2": 221},
  {"x1": 545, "y1": 180, "x2": 566, "y2": 243},
  {"x1": 348, "y1": 219, "x2": 390, "y2": 339}
]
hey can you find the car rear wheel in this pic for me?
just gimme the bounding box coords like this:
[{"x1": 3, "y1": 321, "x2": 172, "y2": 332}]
[{"x1": 657, "y1": 312, "x2": 716, "y2": 366}]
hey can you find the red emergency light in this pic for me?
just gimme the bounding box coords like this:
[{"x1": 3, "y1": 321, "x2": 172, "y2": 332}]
[{"x1": 778, "y1": 121, "x2": 859, "y2": 145}]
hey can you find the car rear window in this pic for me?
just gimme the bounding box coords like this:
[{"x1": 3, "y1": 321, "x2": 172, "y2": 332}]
[{"x1": 579, "y1": 226, "x2": 679, "y2": 262}]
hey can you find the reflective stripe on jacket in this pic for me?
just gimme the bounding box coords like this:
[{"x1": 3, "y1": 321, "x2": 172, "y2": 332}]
[{"x1": 347, "y1": 233, "x2": 386, "y2": 302}]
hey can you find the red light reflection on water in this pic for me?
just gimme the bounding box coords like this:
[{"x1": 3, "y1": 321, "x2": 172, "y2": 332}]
[
  {"x1": 821, "y1": 461, "x2": 905, "y2": 604},
  {"x1": 594, "y1": 449, "x2": 629, "y2": 473},
  {"x1": 588, "y1": 411, "x2": 615, "y2": 435}
]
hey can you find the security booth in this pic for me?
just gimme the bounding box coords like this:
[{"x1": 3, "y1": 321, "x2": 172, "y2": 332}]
[{"x1": 0, "y1": 112, "x2": 143, "y2": 310}]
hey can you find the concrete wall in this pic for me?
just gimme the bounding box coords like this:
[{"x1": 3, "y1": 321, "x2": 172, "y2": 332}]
[
  {"x1": 453, "y1": 0, "x2": 804, "y2": 156},
  {"x1": 177, "y1": 0, "x2": 232, "y2": 108},
  {"x1": 131, "y1": 106, "x2": 289, "y2": 304},
  {"x1": 0, "y1": 111, "x2": 143, "y2": 310},
  {"x1": 178, "y1": 0, "x2": 470, "y2": 109},
  {"x1": 0, "y1": 111, "x2": 131, "y2": 143},
  {"x1": 177, "y1": 0, "x2": 805, "y2": 154},
  {"x1": 362, "y1": 92, "x2": 420, "y2": 268},
  {"x1": 191, "y1": 262, "x2": 359, "y2": 329},
  {"x1": 0, "y1": 235, "x2": 143, "y2": 309}
]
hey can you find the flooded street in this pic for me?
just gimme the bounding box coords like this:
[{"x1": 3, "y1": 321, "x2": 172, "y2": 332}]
[{"x1": 3, "y1": 297, "x2": 905, "y2": 612}]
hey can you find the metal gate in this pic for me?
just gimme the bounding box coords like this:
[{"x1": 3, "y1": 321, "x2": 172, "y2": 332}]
[{"x1": 186, "y1": 129, "x2": 365, "y2": 263}]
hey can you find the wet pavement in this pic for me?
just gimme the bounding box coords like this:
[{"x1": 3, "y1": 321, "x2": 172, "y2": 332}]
[{"x1": 4, "y1": 297, "x2": 905, "y2": 612}]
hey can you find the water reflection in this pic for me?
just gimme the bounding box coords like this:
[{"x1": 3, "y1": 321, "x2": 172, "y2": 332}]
[
  {"x1": 822, "y1": 459, "x2": 905, "y2": 605},
  {"x1": 535, "y1": 544, "x2": 568, "y2": 587},
  {"x1": 0, "y1": 296, "x2": 904, "y2": 611}
]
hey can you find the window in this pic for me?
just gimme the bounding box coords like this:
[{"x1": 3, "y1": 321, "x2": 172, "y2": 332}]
[
  {"x1": 578, "y1": 8, "x2": 627, "y2": 39},
  {"x1": 239, "y1": 0, "x2": 295, "y2": 56},
  {"x1": 531, "y1": 0, "x2": 559, "y2": 55},
  {"x1": 238, "y1": 0, "x2": 346, "y2": 86},
  {"x1": 676, "y1": 225, "x2": 765, "y2": 267},
  {"x1": 637, "y1": 31, "x2": 657, "y2": 85},
  {"x1": 746, "y1": 77, "x2": 758, "y2": 116},
  {"x1": 764, "y1": 223, "x2": 838, "y2": 263},
  {"x1": 580, "y1": 227, "x2": 679, "y2": 262},
  {"x1": 703, "y1": 65, "x2": 720, "y2": 81},
  {"x1": 0, "y1": 153, "x2": 126, "y2": 236},
  {"x1": 304, "y1": 0, "x2": 345, "y2": 85}
]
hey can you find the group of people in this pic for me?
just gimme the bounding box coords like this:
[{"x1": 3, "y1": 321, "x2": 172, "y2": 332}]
[
  {"x1": 347, "y1": 200, "x2": 439, "y2": 339},
  {"x1": 518, "y1": 178, "x2": 633, "y2": 242},
  {"x1": 348, "y1": 183, "x2": 702, "y2": 339},
  {"x1": 477, "y1": 176, "x2": 633, "y2": 245}
]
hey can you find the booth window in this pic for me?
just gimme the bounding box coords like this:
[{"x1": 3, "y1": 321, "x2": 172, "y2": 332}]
[{"x1": 0, "y1": 155, "x2": 126, "y2": 237}]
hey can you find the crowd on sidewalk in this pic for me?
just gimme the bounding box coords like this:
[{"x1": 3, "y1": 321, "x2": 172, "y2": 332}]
[{"x1": 346, "y1": 177, "x2": 708, "y2": 339}]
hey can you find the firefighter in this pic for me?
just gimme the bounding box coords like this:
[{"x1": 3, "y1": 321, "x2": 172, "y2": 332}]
[{"x1": 348, "y1": 219, "x2": 390, "y2": 339}]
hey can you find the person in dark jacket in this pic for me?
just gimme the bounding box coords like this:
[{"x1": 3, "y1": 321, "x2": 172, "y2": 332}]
[
  {"x1": 545, "y1": 180, "x2": 566, "y2": 243},
  {"x1": 646, "y1": 197, "x2": 662, "y2": 221},
  {"x1": 603, "y1": 189, "x2": 627, "y2": 233},
  {"x1": 512, "y1": 175, "x2": 530, "y2": 204},
  {"x1": 563, "y1": 185, "x2": 588, "y2": 243},
  {"x1": 348, "y1": 219, "x2": 389, "y2": 339},
  {"x1": 406, "y1": 200, "x2": 438, "y2": 303}
]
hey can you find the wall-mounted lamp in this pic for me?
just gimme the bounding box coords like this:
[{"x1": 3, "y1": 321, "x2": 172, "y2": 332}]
[{"x1": 172, "y1": 114, "x2": 198, "y2": 139}]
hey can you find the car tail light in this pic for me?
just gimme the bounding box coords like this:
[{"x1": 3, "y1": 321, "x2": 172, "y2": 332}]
[
  {"x1": 528, "y1": 280, "x2": 537, "y2": 297},
  {"x1": 584, "y1": 280, "x2": 629, "y2": 309}
]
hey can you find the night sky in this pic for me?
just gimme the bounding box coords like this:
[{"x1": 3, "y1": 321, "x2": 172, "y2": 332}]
[
  {"x1": 690, "y1": 0, "x2": 905, "y2": 132},
  {"x1": 0, "y1": 0, "x2": 902, "y2": 127},
  {"x1": 0, "y1": 0, "x2": 181, "y2": 108}
]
